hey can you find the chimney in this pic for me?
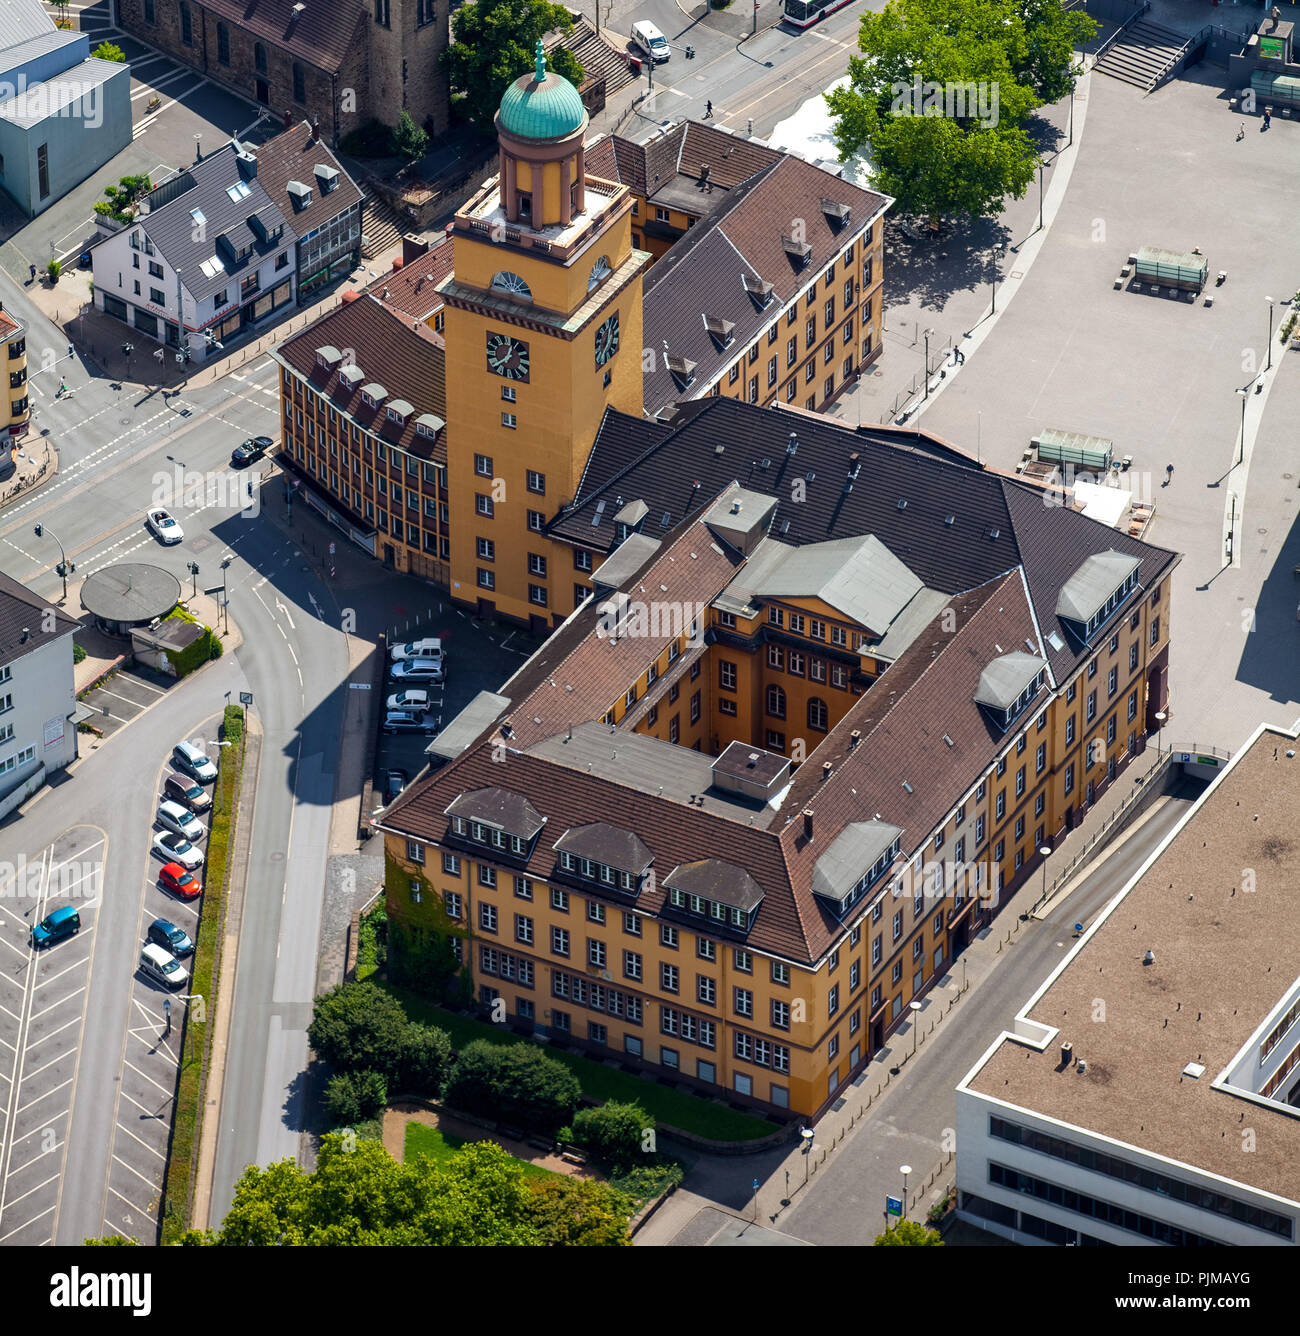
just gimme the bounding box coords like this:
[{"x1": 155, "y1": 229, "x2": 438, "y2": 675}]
[
  {"x1": 1061, "y1": 1040, "x2": 1073, "y2": 1065},
  {"x1": 310, "y1": 114, "x2": 320, "y2": 143},
  {"x1": 821, "y1": 761, "x2": 833, "y2": 781},
  {"x1": 849, "y1": 729, "x2": 861, "y2": 749},
  {"x1": 402, "y1": 233, "x2": 430, "y2": 266},
  {"x1": 282, "y1": 108, "x2": 293, "y2": 132},
  {"x1": 802, "y1": 808, "x2": 814, "y2": 840},
  {"x1": 20, "y1": 627, "x2": 30, "y2": 643}
]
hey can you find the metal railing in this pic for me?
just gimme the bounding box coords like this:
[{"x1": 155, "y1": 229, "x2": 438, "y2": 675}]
[{"x1": 1093, "y1": 0, "x2": 1150, "y2": 66}]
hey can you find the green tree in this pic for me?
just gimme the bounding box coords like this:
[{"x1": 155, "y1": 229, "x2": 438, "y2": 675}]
[
  {"x1": 569, "y1": 1102, "x2": 653, "y2": 1171},
  {"x1": 83, "y1": 1234, "x2": 139, "y2": 1244},
  {"x1": 392, "y1": 110, "x2": 429, "y2": 161},
  {"x1": 827, "y1": 0, "x2": 1091, "y2": 227},
  {"x1": 397, "y1": 1023, "x2": 453, "y2": 1096},
  {"x1": 324, "y1": 1069, "x2": 388, "y2": 1125},
  {"x1": 874, "y1": 1218, "x2": 944, "y2": 1245},
  {"x1": 91, "y1": 41, "x2": 128, "y2": 62},
  {"x1": 307, "y1": 981, "x2": 413, "y2": 1080},
  {"x1": 217, "y1": 1135, "x2": 543, "y2": 1245},
  {"x1": 527, "y1": 1177, "x2": 634, "y2": 1246},
  {"x1": 444, "y1": 0, "x2": 584, "y2": 132},
  {"x1": 444, "y1": 1039, "x2": 581, "y2": 1135}
]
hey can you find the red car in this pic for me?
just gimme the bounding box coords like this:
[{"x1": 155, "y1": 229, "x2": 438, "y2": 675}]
[{"x1": 159, "y1": 861, "x2": 202, "y2": 900}]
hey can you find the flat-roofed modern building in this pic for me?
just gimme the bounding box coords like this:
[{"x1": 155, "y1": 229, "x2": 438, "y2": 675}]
[{"x1": 956, "y1": 721, "x2": 1300, "y2": 1246}]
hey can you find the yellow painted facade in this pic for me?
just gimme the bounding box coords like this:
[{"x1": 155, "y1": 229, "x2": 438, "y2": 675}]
[{"x1": 3, "y1": 312, "x2": 29, "y2": 441}]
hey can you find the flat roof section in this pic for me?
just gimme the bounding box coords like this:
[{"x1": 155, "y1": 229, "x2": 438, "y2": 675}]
[{"x1": 966, "y1": 725, "x2": 1300, "y2": 1207}]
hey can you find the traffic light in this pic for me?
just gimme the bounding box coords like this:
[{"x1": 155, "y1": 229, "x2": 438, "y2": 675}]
[
  {"x1": 122, "y1": 343, "x2": 133, "y2": 356},
  {"x1": 66, "y1": 345, "x2": 73, "y2": 357},
  {"x1": 33, "y1": 524, "x2": 42, "y2": 538}
]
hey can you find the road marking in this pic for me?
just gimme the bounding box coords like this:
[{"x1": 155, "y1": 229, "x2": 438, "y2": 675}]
[
  {"x1": 274, "y1": 598, "x2": 295, "y2": 630},
  {"x1": 15, "y1": 1078, "x2": 75, "y2": 1117},
  {"x1": 0, "y1": 1175, "x2": 60, "y2": 1212},
  {"x1": 113, "y1": 1123, "x2": 168, "y2": 1164},
  {"x1": 110, "y1": 1154, "x2": 159, "y2": 1191},
  {"x1": 122, "y1": 1059, "x2": 174, "y2": 1099}
]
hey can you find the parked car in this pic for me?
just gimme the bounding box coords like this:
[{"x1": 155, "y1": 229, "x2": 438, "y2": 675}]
[
  {"x1": 152, "y1": 830, "x2": 204, "y2": 870},
  {"x1": 390, "y1": 657, "x2": 444, "y2": 684},
  {"x1": 164, "y1": 772, "x2": 212, "y2": 813},
  {"x1": 231, "y1": 435, "x2": 273, "y2": 467},
  {"x1": 31, "y1": 904, "x2": 81, "y2": 948},
  {"x1": 172, "y1": 740, "x2": 218, "y2": 783},
  {"x1": 386, "y1": 688, "x2": 429, "y2": 712},
  {"x1": 384, "y1": 769, "x2": 408, "y2": 802},
  {"x1": 631, "y1": 19, "x2": 671, "y2": 62},
  {"x1": 147, "y1": 918, "x2": 195, "y2": 958},
  {"x1": 146, "y1": 507, "x2": 183, "y2": 544},
  {"x1": 390, "y1": 637, "x2": 443, "y2": 665},
  {"x1": 139, "y1": 943, "x2": 188, "y2": 989},
  {"x1": 156, "y1": 799, "x2": 204, "y2": 842},
  {"x1": 381, "y1": 710, "x2": 439, "y2": 735},
  {"x1": 159, "y1": 862, "x2": 202, "y2": 900}
]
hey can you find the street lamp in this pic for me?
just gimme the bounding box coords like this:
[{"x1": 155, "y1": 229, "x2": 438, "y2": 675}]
[
  {"x1": 900, "y1": 1164, "x2": 912, "y2": 1220},
  {"x1": 220, "y1": 555, "x2": 232, "y2": 633},
  {"x1": 800, "y1": 1126, "x2": 815, "y2": 1185},
  {"x1": 922, "y1": 329, "x2": 934, "y2": 400},
  {"x1": 208, "y1": 737, "x2": 234, "y2": 813},
  {"x1": 1236, "y1": 386, "x2": 1248, "y2": 466},
  {"x1": 187, "y1": 560, "x2": 200, "y2": 600},
  {"x1": 1154, "y1": 710, "x2": 1167, "y2": 758},
  {"x1": 1265, "y1": 296, "x2": 1275, "y2": 372},
  {"x1": 1039, "y1": 844, "x2": 1052, "y2": 902},
  {"x1": 1037, "y1": 160, "x2": 1045, "y2": 234},
  {"x1": 909, "y1": 998, "x2": 923, "y2": 1055},
  {"x1": 33, "y1": 523, "x2": 73, "y2": 602}
]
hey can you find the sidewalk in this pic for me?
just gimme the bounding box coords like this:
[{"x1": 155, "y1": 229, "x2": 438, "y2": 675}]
[{"x1": 0, "y1": 436, "x2": 55, "y2": 508}]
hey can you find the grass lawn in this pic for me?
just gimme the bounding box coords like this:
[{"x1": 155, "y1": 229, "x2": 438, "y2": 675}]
[
  {"x1": 382, "y1": 983, "x2": 777, "y2": 1143},
  {"x1": 404, "y1": 1120, "x2": 559, "y2": 1180}
]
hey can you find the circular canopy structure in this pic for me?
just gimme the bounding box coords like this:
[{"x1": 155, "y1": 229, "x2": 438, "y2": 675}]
[
  {"x1": 81, "y1": 562, "x2": 181, "y2": 635},
  {"x1": 498, "y1": 40, "x2": 586, "y2": 142}
]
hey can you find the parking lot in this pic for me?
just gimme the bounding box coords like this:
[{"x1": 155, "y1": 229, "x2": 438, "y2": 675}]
[
  {"x1": 0, "y1": 827, "x2": 104, "y2": 1245},
  {"x1": 79, "y1": 665, "x2": 173, "y2": 740}
]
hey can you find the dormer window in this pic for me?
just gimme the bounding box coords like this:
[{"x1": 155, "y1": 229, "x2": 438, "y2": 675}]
[
  {"x1": 812, "y1": 821, "x2": 903, "y2": 918},
  {"x1": 666, "y1": 353, "x2": 695, "y2": 389},
  {"x1": 975, "y1": 652, "x2": 1046, "y2": 731},
  {"x1": 782, "y1": 235, "x2": 813, "y2": 267},
  {"x1": 1057, "y1": 551, "x2": 1143, "y2": 642},
  {"x1": 703, "y1": 314, "x2": 735, "y2": 349},
  {"x1": 742, "y1": 272, "x2": 775, "y2": 308},
  {"x1": 446, "y1": 788, "x2": 545, "y2": 859}
]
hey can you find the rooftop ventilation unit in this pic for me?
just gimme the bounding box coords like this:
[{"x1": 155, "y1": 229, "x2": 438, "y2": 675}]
[{"x1": 786, "y1": 432, "x2": 798, "y2": 456}]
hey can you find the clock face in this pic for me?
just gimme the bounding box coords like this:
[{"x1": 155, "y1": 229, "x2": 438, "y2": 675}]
[
  {"x1": 594, "y1": 312, "x2": 620, "y2": 368},
  {"x1": 486, "y1": 331, "x2": 530, "y2": 381}
]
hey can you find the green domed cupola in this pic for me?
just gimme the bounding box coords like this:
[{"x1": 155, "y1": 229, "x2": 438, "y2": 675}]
[{"x1": 497, "y1": 39, "x2": 587, "y2": 142}]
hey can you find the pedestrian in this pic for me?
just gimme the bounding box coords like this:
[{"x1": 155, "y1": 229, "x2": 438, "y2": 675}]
[
  {"x1": 28, "y1": 263, "x2": 36, "y2": 283},
  {"x1": 1263, "y1": 107, "x2": 1271, "y2": 130},
  {"x1": 1236, "y1": 121, "x2": 1245, "y2": 141},
  {"x1": 57, "y1": 379, "x2": 66, "y2": 396},
  {"x1": 1166, "y1": 463, "x2": 1174, "y2": 478},
  {"x1": 705, "y1": 99, "x2": 713, "y2": 119}
]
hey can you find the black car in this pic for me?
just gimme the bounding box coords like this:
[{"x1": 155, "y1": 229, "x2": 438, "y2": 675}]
[
  {"x1": 147, "y1": 918, "x2": 195, "y2": 958},
  {"x1": 384, "y1": 770, "x2": 408, "y2": 802},
  {"x1": 231, "y1": 436, "x2": 273, "y2": 467}
]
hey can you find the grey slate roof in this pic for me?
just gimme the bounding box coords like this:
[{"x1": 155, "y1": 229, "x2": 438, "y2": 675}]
[
  {"x1": 553, "y1": 821, "x2": 653, "y2": 874},
  {"x1": 663, "y1": 859, "x2": 764, "y2": 911},
  {"x1": 0, "y1": 0, "x2": 56, "y2": 53},
  {"x1": 591, "y1": 534, "x2": 661, "y2": 590},
  {"x1": 0, "y1": 570, "x2": 79, "y2": 669},
  {"x1": 444, "y1": 786, "x2": 545, "y2": 840},
  {"x1": 1056, "y1": 550, "x2": 1142, "y2": 624},
  {"x1": 811, "y1": 820, "x2": 903, "y2": 901},
  {"x1": 141, "y1": 143, "x2": 290, "y2": 304},
  {"x1": 974, "y1": 652, "x2": 1047, "y2": 711}
]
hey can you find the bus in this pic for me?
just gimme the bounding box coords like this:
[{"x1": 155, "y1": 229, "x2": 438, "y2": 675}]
[{"x1": 784, "y1": 0, "x2": 853, "y2": 28}]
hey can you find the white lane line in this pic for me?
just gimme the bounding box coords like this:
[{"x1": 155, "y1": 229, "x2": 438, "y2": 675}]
[
  {"x1": 117, "y1": 1089, "x2": 167, "y2": 1120},
  {"x1": 114, "y1": 1123, "x2": 167, "y2": 1163},
  {"x1": 0, "y1": 1172, "x2": 60, "y2": 1212},
  {"x1": 110, "y1": 1154, "x2": 159, "y2": 1191},
  {"x1": 0, "y1": 1203, "x2": 54, "y2": 1242},
  {"x1": 15, "y1": 1077, "x2": 75, "y2": 1117},
  {"x1": 121, "y1": 1059, "x2": 173, "y2": 1099},
  {"x1": 15, "y1": 1051, "x2": 72, "y2": 1085},
  {"x1": 27, "y1": 988, "x2": 85, "y2": 1024}
]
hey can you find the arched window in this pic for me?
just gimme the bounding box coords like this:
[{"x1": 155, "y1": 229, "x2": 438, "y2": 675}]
[
  {"x1": 766, "y1": 684, "x2": 786, "y2": 720},
  {"x1": 808, "y1": 697, "x2": 828, "y2": 732},
  {"x1": 490, "y1": 271, "x2": 532, "y2": 300},
  {"x1": 587, "y1": 254, "x2": 612, "y2": 292}
]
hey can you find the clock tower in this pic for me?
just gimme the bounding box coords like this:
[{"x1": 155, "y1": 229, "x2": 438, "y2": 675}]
[{"x1": 439, "y1": 42, "x2": 648, "y2": 630}]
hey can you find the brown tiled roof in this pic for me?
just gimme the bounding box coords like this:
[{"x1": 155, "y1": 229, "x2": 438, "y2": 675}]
[
  {"x1": 251, "y1": 120, "x2": 363, "y2": 242},
  {"x1": 500, "y1": 514, "x2": 743, "y2": 749},
  {"x1": 273, "y1": 291, "x2": 447, "y2": 458},
  {"x1": 369, "y1": 234, "x2": 455, "y2": 322},
  {"x1": 0, "y1": 310, "x2": 21, "y2": 340},
  {"x1": 0, "y1": 570, "x2": 79, "y2": 668},
  {"x1": 587, "y1": 122, "x2": 782, "y2": 204},
  {"x1": 200, "y1": 0, "x2": 367, "y2": 75},
  {"x1": 678, "y1": 122, "x2": 782, "y2": 190}
]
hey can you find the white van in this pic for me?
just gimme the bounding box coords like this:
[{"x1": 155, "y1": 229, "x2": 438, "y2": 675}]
[{"x1": 631, "y1": 20, "x2": 671, "y2": 63}]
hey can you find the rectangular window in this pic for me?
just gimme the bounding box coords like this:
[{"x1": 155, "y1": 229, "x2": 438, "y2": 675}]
[
  {"x1": 551, "y1": 926, "x2": 570, "y2": 956},
  {"x1": 479, "y1": 902, "x2": 497, "y2": 932}
]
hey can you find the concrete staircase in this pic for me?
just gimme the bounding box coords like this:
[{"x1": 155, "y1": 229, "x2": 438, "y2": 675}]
[
  {"x1": 360, "y1": 193, "x2": 408, "y2": 261},
  {"x1": 549, "y1": 15, "x2": 638, "y2": 98},
  {"x1": 1094, "y1": 19, "x2": 1191, "y2": 92}
]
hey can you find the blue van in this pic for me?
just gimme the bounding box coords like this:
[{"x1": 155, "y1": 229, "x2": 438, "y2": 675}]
[{"x1": 32, "y1": 905, "x2": 81, "y2": 948}]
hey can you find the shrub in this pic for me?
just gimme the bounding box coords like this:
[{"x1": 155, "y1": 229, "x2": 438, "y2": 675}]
[
  {"x1": 357, "y1": 905, "x2": 387, "y2": 980},
  {"x1": 309, "y1": 981, "x2": 412, "y2": 1079},
  {"x1": 392, "y1": 110, "x2": 429, "y2": 161},
  {"x1": 221, "y1": 704, "x2": 244, "y2": 744},
  {"x1": 73, "y1": 642, "x2": 86, "y2": 664},
  {"x1": 874, "y1": 1219, "x2": 943, "y2": 1246},
  {"x1": 47, "y1": 260, "x2": 61, "y2": 282},
  {"x1": 570, "y1": 1102, "x2": 653, "y2": 1171},
  {"x1": 91, "y1": 41, "x2": 127, "y2": 61},
  {"x1": 444, "y1": 1040, "x2": 581, "y2": 1135},
  {"x1": 324, "y1": 1069, "x2": 388, "y2": 1125},
  {"x1": 397, "y1": 1023, "x2": 452, "y2": 1095}
]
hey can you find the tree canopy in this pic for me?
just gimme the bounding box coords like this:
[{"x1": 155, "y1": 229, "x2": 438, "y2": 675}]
[
  {"x1": 826, "y1": 0, "x2": 1096, "y2": 225},
  {"x1": 178, "y1": 1135, "x2": 632, "y2": 1245},
  {"x1": 444, "y1": 0, "x2": 584, "y2": 133},
  {"x1": 874, "y1": 1218, "x2": 945, "y2": 1245}
]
